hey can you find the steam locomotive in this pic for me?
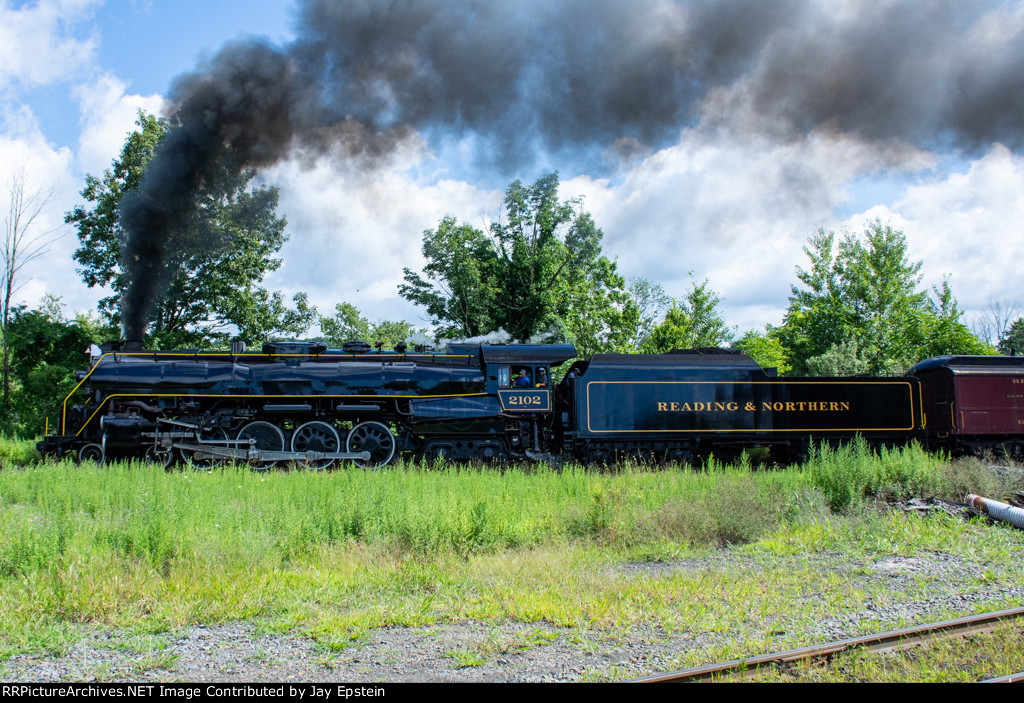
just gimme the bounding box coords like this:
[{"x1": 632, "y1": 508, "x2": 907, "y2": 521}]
[{"x1": 37, "y1": 339, "x2": 1024, "y2": 467}]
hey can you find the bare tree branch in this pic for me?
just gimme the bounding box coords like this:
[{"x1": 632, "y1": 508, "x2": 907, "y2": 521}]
[
  {"x1": 971, "y1": 298, "x2": 1024, "y2": 346},
  {"x1": 2, "y1": 165, "x2": 64, "y2": 410}
]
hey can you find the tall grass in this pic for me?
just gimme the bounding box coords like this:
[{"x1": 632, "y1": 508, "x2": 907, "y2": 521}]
[
  {"x1": 805, "y1": 437, "x2": 944, "y2": 512},
  {"x1": 0, "y1": 446, "x2": 1019, "y2": 659},
  {"x1": 0, "y1": 441, "x2": 971, "y2": 579},
  {"x1": 0, "y1": 459, "x2": 811, "y2": 574}
]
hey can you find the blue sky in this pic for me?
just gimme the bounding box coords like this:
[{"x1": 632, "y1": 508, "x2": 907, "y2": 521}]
[
  {"x1": 2, "y1": 0, "x2": 1024, "y2": 344},
  {"x1": 15, "y1": 0, "x2": 295, "y2": 148}
]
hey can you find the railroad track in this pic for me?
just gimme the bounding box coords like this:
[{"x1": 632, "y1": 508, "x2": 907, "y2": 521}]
[{"x1": 631, "y1": 606, "x2": 1024, "y2": 683}]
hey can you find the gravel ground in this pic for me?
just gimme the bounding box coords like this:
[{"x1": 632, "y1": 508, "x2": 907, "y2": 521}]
[{"x1": 4, "y1": 542, "x2": 1023, "y2": 683}]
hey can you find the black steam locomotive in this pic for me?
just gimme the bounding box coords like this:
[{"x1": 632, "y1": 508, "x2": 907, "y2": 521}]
[{"x1": 37, "y1": 340, "x2": 1024, "y2": 467}]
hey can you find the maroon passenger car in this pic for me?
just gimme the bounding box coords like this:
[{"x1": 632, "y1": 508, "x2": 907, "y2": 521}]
[{"x1": 910, "y1": 355, "x2": 1024, "y2": 458}]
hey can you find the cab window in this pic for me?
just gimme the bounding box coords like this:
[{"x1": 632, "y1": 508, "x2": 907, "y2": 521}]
[{"x1": 512, "y1": 366, "x2": 533, "y2": 387}]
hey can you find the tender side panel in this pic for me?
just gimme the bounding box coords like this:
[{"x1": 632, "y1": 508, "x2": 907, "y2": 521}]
[{"x1": 582, "y1": 380, "x2": 918, "y2": 436}]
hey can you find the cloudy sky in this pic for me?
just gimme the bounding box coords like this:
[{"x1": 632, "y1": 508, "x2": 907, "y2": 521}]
[{"x1": 3, "y1": 0, "x2": 1023, "y2": 342}]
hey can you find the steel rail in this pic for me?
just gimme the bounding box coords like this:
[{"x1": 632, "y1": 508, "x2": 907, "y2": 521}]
[
  {"x1": 983, "y1": 671, "x2": 1024, "y2": 683},
  {"x1": 631, "y1": 606, "x2": 1024, "y2": 683}
]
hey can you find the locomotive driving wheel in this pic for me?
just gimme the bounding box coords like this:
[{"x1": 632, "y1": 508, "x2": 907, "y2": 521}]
[
  {"x1": 143, "y1": 444, "x2": 175, "y2": 469},
  {"x1": 290, "y1": 421, "x2": 341, "y2": 470},
  {"x1": 236, "y1": 421, "x2": 286, "y2": 470},
  {"x1": 346, "y1": 421, "x2": 396, "y2": 468},
  {"x1": 78, "y1": 443, "x2": 105, "y2": 465}
]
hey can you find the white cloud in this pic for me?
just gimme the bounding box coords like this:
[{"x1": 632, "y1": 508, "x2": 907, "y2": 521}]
[
  {"x1": 212, "y1": 127, "x2": 1022, "y2": 346},
  {"x1": 561, "y1": 127, "x2": 933, "y2": 333},
  {"x1": 249, "y1": 119, "x2": 998, "y2": 341},
  {"x1": 0, "y1": 109, "x2": 101, "y2": 316},
  {"x1": 841, "y1": 143, "x2": 1024, "y2": 321},
  {"x1": 73, "y1": 73, "x2": 163, "y2": 175},
  {"x1": 261, "y1": 150, "x2": 499, "y2": 328},
  {"x1": 0, "y1": 0, "x2": 100, "y2": 90},
  {"x1": 0, "y1": 69, "x2": 163, "y2": 319}
]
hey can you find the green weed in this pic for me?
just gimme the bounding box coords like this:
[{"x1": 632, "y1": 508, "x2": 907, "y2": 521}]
[{"x1": 806, "y1": 438, "x2": 943, "y2": 512}]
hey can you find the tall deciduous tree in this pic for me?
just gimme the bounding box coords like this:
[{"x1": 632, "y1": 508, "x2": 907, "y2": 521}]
[
  {"x1": 66, "y1": 113, "x2": 315, "y2": 348},
  {"x1": 641, "y1": 278, "x2": 734, "y2": 354},
  {"x1": 399, "y1": 216, "x2": 498, "y2": 339},
  {"x1": 779, "y1": 220, "x2": 989, "y2": 374},
  {"x1": 400, "y1": 173, "x2": 635, "y2": 355}
]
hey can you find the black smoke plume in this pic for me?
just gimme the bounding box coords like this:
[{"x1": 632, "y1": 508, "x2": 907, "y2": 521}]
[{"x1": 119, "y1": 0, "x2": 1024, "y2": 339}]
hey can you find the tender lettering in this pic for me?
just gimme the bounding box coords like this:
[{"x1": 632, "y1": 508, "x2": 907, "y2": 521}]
[
  {"x1": 760, "y1": 401, "x2": 850, "y2": 412},
  {"x1": 656, "y1": 401, "x2": 740, "y2": 412},
  {"x1": 656, "y1": 400, "x2": 851, "y2": 413}
]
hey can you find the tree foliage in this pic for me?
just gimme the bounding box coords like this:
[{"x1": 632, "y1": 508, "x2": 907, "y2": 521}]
[
  {"x1": 400, "y1": 173, "x2": 636, "y2": 356},
  {"x1": 2, "y1": 296, "x2": 113, "y2": 436},
  {"x1": 778, "y1": 220, "x2": 989, "y2": 374},
  {"x1": 641, "y1": 278, "x2": 734, "y2": 354},
  {"x1": 734, "y1": 329, "x2": 791, "y2": 375},
  {"x1": 999, "y1": 318, "x2": 1024, "y2": 356},
  {"x1": 625, "y1": 277, "x2": 671, "y2": 351},
  {"x1": 318, "y1": 303, "x2": 419, "y2": 350},
  {"x1": 804, "y1": 340, "x2": 869, "y2": 377},
  {"x1": 398, "y1": 216, "x2": 497, "y2": 339},
  {"x1": 65, "y1": 113, "x2": 315, "y2": 348}
]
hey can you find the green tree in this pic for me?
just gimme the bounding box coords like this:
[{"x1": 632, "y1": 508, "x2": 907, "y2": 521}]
[
  {"x1": 65, "y1": 113, "x2": 315, "y2": 348},
  {"x1": 779, "y1": 220, "x2": 989, "y2": 374},
  {"x1": 778, "y1": 228, "x2": 855, "y2": 371},
  {"x1": 1000, "y1": 318, "x2": 1024, "y2": 355},
  {"x1": 804, "y1": 340, "x2": 869, "y2": 376},
  {"x1": 400, "y1": 173, "x2": 634, "y2": 355},
  {"x1": 625, "y1": 276, "x2": 671, "y2": 350},
  {"x1": 399, "y1": 217, "x2": 497, "y2": 338},
  {"x1": 734, "y1": 329, "x2": 791, "y2": 375},
  {"x1": 318, "y1": 302, "x2": 419, "y2": 350},
  {"x1": 913, "y1": 280, "x2": 993, "y2": 359},
  {"x1": 3, "y1": 296, "x2": 114, "y2": 436},
  {"x1": 553, "y1": 212, "x2": 638, "y2": 357},
  {"x1": 641, "y1": 278, "x2": 734, "y2": 354},
  {"x1": 841, "y1": 222, "x2": 929, "y2": 372}
]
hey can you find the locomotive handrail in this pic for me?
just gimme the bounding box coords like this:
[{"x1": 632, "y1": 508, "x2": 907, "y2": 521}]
[{"x1": 60, "y1": 351, "x2": 115, "y2": 435}]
